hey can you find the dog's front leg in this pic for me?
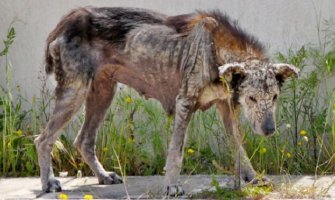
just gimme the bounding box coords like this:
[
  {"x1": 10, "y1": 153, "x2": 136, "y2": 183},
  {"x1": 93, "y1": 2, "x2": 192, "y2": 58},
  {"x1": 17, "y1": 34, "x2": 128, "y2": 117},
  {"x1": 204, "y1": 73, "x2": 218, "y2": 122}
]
[
  {"x1": 164, "y1": 96, "x2": 194, "y2": 196},
  {"x1": 234, "y1": 133, "x2": 271, "y2": 186},
  {"x1": 216, "y1": 100, "x2": 268, "y2": 186},
  {"x1": 236, "y1": 145, "x2": 271, "y2": 186}
]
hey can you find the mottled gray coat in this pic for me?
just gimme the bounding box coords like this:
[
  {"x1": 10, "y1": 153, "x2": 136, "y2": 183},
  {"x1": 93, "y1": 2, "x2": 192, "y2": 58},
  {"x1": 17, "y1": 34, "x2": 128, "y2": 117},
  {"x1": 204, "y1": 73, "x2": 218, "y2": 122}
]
[{"x1": 34, "y1": 7, "x2": 299, "y2": 196}]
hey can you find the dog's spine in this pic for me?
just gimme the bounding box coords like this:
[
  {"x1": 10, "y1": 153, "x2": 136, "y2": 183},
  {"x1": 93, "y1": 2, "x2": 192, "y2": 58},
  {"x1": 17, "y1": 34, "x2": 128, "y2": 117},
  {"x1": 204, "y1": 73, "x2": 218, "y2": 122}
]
[{"x1": 44, "y1": 7, "x2": 166, "y2": 79}]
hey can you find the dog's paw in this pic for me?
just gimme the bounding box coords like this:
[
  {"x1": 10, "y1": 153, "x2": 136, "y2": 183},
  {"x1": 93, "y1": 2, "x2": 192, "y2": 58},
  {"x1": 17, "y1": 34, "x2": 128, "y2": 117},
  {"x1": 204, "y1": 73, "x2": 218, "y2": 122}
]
[
  {"x1": 239, "y1": 170, "x2": 257, "y2": 183},
  {"x1": 164, "y1": 184, "x2": 185, "y2": 197},
  {"x1": 44, "y1": 178, "x2": 62, "y2": 193},
  {"x1": 237, "y1": 170, "x2": 272, "y2": 187},
  {"x1": 98, "y1": 172, "x2": 123, "y2": 184},
  {"x1": 249, "y1": 176, "x2": 272, "y2": 186}
]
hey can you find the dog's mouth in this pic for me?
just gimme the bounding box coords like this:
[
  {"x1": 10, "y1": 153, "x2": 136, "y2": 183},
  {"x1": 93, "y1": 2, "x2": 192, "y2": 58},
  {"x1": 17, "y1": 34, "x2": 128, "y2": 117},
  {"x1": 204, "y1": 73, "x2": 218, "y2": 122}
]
[
  {"x1": 252, "y1": 125, "x2": 275, "y2": 137},
  {"x1": 263, "y1": 130, "x2": 275, "y2": 137}
]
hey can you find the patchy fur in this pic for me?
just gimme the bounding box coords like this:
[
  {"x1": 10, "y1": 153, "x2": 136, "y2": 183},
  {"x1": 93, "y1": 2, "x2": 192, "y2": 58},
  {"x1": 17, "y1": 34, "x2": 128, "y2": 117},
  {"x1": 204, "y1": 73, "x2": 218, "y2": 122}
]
[{"x1": 35, "y1": 7, "x2": 299, "y2": 196}]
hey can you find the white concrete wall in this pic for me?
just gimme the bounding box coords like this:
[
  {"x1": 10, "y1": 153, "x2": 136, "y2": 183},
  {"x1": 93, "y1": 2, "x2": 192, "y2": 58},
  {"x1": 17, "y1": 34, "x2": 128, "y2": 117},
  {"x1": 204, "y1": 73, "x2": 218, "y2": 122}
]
[{"x1": 0, "y1": 0, "x2": 334, "y2": 101}]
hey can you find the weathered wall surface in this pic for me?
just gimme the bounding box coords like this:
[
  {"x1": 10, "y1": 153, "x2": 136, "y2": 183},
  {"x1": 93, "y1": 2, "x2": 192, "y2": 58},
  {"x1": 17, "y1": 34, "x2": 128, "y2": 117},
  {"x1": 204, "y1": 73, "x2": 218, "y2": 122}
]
[{"x1": 0, "y1": 0, "x2": 334, "y2": 101}]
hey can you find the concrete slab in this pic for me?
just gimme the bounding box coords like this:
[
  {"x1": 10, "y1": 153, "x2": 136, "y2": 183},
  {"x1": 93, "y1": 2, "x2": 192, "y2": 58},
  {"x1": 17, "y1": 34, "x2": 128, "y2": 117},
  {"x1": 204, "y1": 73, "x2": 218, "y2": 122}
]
[{"x1": 0, "y1": 175, "x2": 334, "y2": 199}]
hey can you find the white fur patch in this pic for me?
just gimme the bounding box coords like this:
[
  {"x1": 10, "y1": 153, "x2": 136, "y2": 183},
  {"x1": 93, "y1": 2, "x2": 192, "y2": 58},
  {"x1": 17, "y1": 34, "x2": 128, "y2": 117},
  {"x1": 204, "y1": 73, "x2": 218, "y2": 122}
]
[
  {"x1": 218, "y1": 62, "x2": 245, "y2": 75},
  {"x1": 271, "y1": 63, "x2": 300, "y2": 76}
]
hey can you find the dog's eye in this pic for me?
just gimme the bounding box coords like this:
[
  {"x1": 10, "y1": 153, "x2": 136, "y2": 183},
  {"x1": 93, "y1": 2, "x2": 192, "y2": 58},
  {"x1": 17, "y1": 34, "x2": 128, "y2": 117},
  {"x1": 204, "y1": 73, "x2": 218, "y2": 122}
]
[
  {"x1": 273, "y1": 94, "x2": 278, "y2": 101},
  {"x1": 249, "y1": 96, "x2": 257, "y2": 103}
]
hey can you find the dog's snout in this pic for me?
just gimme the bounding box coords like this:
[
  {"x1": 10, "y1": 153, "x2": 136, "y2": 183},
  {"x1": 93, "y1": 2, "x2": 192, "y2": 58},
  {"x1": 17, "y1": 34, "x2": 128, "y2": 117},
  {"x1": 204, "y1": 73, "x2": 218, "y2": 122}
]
[{"x1": 262, "y1": 116, "x2": 275, "y2": 136}]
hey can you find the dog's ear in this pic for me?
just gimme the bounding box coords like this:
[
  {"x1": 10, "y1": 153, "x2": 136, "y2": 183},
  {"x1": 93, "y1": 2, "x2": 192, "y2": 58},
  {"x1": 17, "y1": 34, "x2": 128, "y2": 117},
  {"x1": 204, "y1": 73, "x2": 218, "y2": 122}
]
[
  {"x1": 219, "y1": 62, "x2": 246, "y2": 77},
  {"x1": 271, "y1": 63, "x2": 300, "y2": 86},
  {"x1": 219, "y1": 62, "x2": 247, "y2": 89}
]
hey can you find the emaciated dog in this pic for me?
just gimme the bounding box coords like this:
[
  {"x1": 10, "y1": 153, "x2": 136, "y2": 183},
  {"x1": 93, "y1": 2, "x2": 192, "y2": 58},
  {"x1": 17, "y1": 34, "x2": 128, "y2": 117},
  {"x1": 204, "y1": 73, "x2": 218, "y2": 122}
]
[{"x1": 35, "y1": 7, "x2": 299, "y2": 195}]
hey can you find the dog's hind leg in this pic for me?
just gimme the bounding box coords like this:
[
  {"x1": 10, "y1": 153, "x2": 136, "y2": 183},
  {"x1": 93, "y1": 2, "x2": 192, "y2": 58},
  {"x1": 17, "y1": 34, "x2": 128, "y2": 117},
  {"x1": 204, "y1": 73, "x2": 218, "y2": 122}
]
[
  {"x1": 35, "y1": 80, "x2": 88, "y2": 192},
  {"x1": 74, "y1": 67, "x2": 122, "y2": 185}
]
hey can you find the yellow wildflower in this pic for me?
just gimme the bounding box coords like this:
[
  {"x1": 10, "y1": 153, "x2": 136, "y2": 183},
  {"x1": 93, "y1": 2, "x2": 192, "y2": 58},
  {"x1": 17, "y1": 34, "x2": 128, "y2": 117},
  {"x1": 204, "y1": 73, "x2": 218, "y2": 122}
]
[
  {"x1": 84, "y1": 194, "x2": 93, "y2": 200},
  {"x1": 187, "y1": 148, "x2": 195, "y2": 155},
  {"x1": 300, "y1": 130, "x2": 307, "y2": 136},
  {"x1": 297, "y1": 142, "x2": 302, "y2": 146},
  {"x1": 16, "y1": 129, "x2": 23, "y2": 136},
  {"x1": 102, "y1": 147, "x2": 108, "y2": 152},
  {"x1": 260, "y1": 147, "x2": 267, "y2": 154},
  {"x1": 59, "y1": 193, "x2": 68, "y2": 200},
  {"x1": 125, "y1": 96, "x2": 133, "y2": 104},
  {"x1": 286, "y1": 152, "x2": 292, "y2": 158}
]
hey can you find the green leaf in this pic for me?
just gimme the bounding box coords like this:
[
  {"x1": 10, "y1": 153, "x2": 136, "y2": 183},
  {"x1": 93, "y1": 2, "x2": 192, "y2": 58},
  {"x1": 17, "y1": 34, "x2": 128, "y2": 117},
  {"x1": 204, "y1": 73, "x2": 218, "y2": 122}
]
[{"x1": 0, "y1": 27, "x2": 16, "y2": 56}]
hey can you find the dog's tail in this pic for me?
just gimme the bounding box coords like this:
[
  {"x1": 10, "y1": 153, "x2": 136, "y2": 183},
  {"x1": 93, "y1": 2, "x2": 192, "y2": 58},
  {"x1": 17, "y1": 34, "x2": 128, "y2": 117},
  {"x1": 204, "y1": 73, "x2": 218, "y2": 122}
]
[{"x1": 44, "y1": 7, "x2": 91, "y2": 75}]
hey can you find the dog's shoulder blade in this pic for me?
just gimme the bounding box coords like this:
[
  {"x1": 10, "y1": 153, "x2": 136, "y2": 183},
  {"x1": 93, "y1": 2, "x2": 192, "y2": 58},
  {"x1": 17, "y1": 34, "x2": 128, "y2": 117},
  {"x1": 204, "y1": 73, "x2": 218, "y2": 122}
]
[{"x1": 196, "y1": 83, "x2": 229, "y2": 110}]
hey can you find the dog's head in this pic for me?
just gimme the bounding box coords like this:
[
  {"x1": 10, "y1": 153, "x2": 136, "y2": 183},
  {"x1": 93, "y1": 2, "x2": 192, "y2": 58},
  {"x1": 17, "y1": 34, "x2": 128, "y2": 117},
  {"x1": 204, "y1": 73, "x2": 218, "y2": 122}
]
[{"x1": 219, "y1": 60, "x2": 299, "y2": 136}]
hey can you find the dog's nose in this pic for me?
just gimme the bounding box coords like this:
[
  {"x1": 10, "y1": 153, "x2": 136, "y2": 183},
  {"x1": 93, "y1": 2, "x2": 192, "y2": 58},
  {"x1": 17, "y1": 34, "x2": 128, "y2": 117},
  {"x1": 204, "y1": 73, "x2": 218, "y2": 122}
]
[
  {"x1": 262, "y1": 118, "x2": 275, "y2": 136},
  {"x1": 264, "y1": 127, "x2": 275, "y2": 136}
]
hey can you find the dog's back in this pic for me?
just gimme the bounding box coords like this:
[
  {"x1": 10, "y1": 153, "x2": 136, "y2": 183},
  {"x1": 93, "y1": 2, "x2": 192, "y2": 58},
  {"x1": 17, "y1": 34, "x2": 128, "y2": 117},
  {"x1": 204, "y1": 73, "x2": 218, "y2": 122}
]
[{"x1": 45, "y1": 7, "x2": 168, "y2": 85}]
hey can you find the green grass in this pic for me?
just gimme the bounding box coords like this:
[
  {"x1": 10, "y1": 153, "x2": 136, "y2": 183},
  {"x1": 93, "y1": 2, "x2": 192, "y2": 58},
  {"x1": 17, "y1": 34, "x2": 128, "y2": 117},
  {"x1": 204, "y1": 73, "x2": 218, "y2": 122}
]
[{"x1": 191, "y1": 176, "x2": 273, "y2": 200}]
